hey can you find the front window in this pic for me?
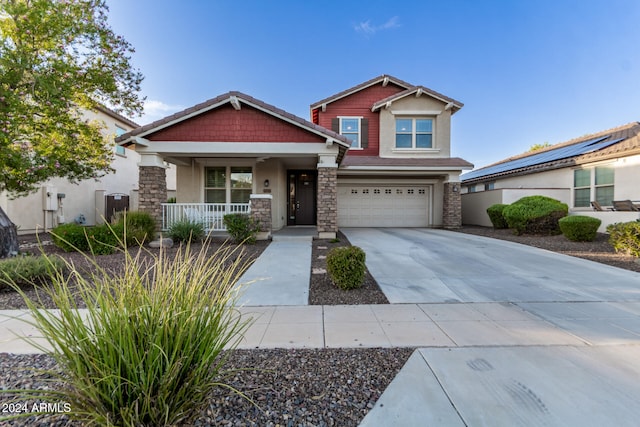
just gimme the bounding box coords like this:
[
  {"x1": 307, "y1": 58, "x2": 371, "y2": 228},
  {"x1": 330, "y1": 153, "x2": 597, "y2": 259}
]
[
  {"x1": 573, "y1": 166, "x2": 614, "y2": 208},
  {"x1": 205, "y1": 166, "x2": 253, "y2": 203},
  {"x1": 339, "y1": 117, "x2": 361, "y2": 148},
  {"x1": 395, "y1": 118, "x2": 433, "y2": 149},
  {"x1": 115, "y1": 125, "x2": 126, "y2": 156},
  {"x1": 594, "y1": 166, "x2": 614, "y2": 206}
]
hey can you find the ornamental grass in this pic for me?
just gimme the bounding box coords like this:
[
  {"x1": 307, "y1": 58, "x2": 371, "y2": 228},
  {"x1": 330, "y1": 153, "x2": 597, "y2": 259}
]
[{"x1": 1, "y1": 233, "x2": 253, "y2": 426}]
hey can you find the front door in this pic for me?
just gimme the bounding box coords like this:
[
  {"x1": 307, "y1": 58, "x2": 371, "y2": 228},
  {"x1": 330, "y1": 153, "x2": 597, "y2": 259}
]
[{"x1": 288, "y1": 171, "x2": 317, "y2": 225}]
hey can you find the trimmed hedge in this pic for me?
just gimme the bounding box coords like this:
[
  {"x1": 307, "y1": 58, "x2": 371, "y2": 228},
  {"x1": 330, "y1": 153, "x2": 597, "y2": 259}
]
[
  {"x1": 486, "y1": 204, "x2": 509, "y2": 229},
  {"x1": 502, "y1": 196, "x2": 568, "y2": 235},
  {"x1": 607, "y1": 220, "x2": 640, "y2": 257},
  {"x1": 326, "y1": 246, "x2": 366, "y2": 290},
  {"x1": 559, "y1": 215, "x2": 601, "y2": 242},
  {"x1": 51, "y1": 223, "x2": 90, "y2": 252}
]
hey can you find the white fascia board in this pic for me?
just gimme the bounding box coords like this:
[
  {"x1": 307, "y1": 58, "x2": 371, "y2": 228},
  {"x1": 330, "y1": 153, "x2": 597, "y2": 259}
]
[
  {"x1": 134, "y1": 100, "x2": 230, "y2": 139},
  {"x1": 390, "y1": 110, "x2": 443, "y2": 116},
  {"x1": 338, "y1": 167, "x2": 471, "y2": 176},
  {"x1": 239, "y1": 100, "x2": 349, "y2": 148},
  {"x1": 137, "y1": 141, "x2": 340, "y2": 156},
  {"x1": 340, "y1": 165, "x2": 472, "y2": 171}
]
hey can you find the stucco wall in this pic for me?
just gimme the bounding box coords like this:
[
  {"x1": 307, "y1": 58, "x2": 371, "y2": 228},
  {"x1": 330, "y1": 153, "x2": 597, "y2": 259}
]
[
  {"x1": 379, "y1": 95, "x2": 451, "y2": 158},
  {"x1": 462, "y1": 188, "x2": 570, "y2": 227}
]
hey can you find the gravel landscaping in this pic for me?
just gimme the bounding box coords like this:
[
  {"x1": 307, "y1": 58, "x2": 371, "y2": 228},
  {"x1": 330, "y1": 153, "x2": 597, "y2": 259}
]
[{"x1": 1, "y1": 227, "x2": 638, "y2": 425}]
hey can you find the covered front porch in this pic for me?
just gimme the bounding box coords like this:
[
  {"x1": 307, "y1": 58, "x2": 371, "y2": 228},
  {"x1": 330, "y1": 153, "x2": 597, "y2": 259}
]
[{"x1": 115, "y1": 91, "x2": 350, "y2": 239}]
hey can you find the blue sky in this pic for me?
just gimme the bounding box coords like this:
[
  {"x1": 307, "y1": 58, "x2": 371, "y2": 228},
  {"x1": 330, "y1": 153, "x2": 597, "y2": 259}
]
[{"x1": 106, "y1": 0, "x2": 640, "y2": 169}]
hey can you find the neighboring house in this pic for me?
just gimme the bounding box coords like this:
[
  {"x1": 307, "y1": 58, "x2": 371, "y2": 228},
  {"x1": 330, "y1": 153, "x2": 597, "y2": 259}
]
[
  {"x1": 461, "y1": 122, "x2": 640, "y2": 231},
  {"x1": 0, "y1": 106, "x2": 177, "y2": 234},
  {"x1": 116, "y1": 75, "x2": 472, "y2": 239}
]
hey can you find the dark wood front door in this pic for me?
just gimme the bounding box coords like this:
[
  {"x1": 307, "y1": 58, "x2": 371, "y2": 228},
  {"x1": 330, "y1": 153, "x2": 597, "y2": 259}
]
[{"x1": 288, "y1": 171, "x2": 316, "y2": 225}]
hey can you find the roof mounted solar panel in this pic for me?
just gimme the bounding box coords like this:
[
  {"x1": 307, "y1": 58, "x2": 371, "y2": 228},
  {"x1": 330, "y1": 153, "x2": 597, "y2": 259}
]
[{"x1": 462, "y1": 135, "x2": 618, "y2": 181}]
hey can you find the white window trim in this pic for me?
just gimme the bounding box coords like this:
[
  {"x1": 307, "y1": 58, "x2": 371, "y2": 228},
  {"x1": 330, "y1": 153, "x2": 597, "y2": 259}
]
[
  {"x1": 203, "y1": 165, "x2": 255, "y2": 203},
  {"x1": 572, "y1": 164, "x2": 615, "y2": 208},
  {"x1": 338, "y1": 116, "x2": 363, "y2": 150},
  {"x1": 394, "y1": 117, "x2": 435, "y2": 150}
]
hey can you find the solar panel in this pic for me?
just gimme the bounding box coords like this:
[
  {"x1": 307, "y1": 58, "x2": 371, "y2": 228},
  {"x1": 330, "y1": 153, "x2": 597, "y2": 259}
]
[{"x1": 462, "y1": 135, "x2": 623, "y2": 181}]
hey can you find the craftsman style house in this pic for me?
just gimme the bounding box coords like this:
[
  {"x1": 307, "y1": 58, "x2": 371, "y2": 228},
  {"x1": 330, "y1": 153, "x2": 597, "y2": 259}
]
[
  {"x1": 461, "y1": 122, "x2": 640, "y2": 231},
  {"x1": 116, "y1": 75, "x2": 472, "y2": 239}
]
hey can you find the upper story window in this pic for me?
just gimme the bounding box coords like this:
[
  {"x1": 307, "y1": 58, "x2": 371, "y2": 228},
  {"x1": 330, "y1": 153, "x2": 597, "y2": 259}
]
[
  {"x1": 115, "y1": 125, "x2": 126, "y2": 156},
  {"x1": 339, "y1": 117, "x2": 361, "y2": 148},
  {"x1": 573, "y1": 166, "x2": 614, "y2": 208},
  {"x1": 484, "y1": 182, "x2": 495, "y2": 191},
  {"x1": 395, "y1": 118, "x2": 433, "y2": 149}
]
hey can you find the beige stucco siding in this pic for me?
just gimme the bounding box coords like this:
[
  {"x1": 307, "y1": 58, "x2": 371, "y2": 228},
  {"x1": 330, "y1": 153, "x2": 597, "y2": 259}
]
[{"x1": 378, "y1": 96, "x2": 452, "y2": 158}]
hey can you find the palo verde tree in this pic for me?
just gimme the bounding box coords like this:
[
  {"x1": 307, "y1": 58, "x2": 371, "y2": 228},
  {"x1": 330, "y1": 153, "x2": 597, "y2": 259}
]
[{"x1": 0, "y1": 0, "x2": 144, "y2": 256}]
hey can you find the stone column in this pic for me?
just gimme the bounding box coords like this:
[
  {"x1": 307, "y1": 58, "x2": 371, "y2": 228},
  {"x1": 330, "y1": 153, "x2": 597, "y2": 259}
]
[
  {"x1": 250, "y1": 194, "x2": 272, "y2": 240},
  {"x1": 317, "y1": 164, "x2": 338, "y2": 239},
  {"x1": 138, "y1": 154, "x2": 167, "y2": 231},
  {"x1": 443, "y1": 181, "x2": 462, "y2": 228}
]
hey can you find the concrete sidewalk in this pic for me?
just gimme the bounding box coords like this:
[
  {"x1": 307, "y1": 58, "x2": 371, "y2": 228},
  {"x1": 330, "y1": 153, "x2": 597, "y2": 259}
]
[
  {"x1": 3, "y1": 301, "x2": 640, "y2": 425},
  {"x1": 6, "y1": 300, "x2": 638, "y2": 353}
]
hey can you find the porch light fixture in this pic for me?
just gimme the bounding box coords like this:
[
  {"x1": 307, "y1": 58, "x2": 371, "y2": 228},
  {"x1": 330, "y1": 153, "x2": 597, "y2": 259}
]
[
  {"x1": 452, "y1": 184, "x2": 459, "y2": 192},
  {"x1": 264, "y1": 179, "x2": 270, "y2": 188}
]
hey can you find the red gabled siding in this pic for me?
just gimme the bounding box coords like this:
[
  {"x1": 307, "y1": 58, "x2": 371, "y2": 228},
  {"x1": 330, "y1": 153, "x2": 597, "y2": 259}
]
[
  {"x1": 147, "y1": 103, "x2": 324, "y2": 143},
  {"x1": 316, "y1": 83, "x2": 405, "y2": 156}
]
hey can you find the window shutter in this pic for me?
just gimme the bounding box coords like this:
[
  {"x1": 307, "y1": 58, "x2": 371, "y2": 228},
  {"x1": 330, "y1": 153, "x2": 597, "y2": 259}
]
[
  {"x1": 332, "y1": 118, "x2": 339, "y2": 133},
  {"x1": 361, "y1": 118, "x2": 368, "y2": 148}
]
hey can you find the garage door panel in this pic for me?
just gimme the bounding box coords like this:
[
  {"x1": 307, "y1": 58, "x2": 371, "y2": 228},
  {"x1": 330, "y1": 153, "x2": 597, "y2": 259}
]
[{"x1": 338, "y1": 184, "x2": 430, "y2": 227}]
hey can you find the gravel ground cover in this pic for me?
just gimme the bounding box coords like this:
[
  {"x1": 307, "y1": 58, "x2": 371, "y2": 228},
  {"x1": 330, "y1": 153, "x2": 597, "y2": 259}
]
[
  {"x1": 1, "y1": 227, "x2": 638, "y2": 426},
  {"x1": 0, "y1": 349, "x2": 413, "y2": 426}
]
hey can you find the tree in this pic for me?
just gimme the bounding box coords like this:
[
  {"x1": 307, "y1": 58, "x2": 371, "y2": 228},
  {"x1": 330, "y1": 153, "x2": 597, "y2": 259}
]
[
  {"x1": 0, "y1": 0, "x2": 144, "y2": 256},
  {"x1": 528, "y1": 142, "x2": 552, "y2": 152}
]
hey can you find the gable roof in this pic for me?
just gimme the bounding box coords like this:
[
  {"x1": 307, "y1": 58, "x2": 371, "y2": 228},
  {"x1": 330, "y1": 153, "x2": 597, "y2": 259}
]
[
  {"x1": 310, "y1": 75, "x2": 413, "y2": 110},
  {"x1": 116, "y1": 91, "x2": 351, "y2": 151},
  {"x1": 309, "y1": 74, "x2": 464, "y2": 114},
  {"x1": 371, "y1": 86, "x2": 464, "y2": 114},
  {"x1": 95, "y1": 105, "x2": 139, "y2": 129},
  {"x1": 462, "y1": 122, "x2": 640, "y2": 184}
]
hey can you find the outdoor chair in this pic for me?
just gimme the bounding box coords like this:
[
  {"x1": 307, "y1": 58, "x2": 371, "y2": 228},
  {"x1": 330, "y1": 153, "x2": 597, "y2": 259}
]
[{"x1": 612, "y1": 200, "x2": 639, "y2": 211}]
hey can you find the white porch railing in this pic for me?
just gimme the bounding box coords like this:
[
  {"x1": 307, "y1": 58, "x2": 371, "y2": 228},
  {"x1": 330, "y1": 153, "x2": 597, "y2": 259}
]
[{"x1": 161, "y1": 203, "x2": 251, "y2": 231}]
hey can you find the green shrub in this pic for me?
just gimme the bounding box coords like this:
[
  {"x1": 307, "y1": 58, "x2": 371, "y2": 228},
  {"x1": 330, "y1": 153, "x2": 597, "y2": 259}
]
[
  {"x1": 559, "y1": 215, "x2": 601, "y2": 242},
  {"x1": 223, "y1": 213, "x2": 260, "y2": 244},
  {"x1": 83, "y1": 223, "x2": 122, "y2": 255},
  {"x1": 51, "y1": 223, "x2": 90, "y2": 252},
  {"x1": 486, "y1": 204, "x2": 509, "y2": 229},
  {"x1": 326, "y1": 246, "x2": 366, "y2": 290},
  {"x1": 115, "y1": 211, "x2": 156, "y2": 246},
  {"x1": 502, "y1": 195, "x2": 568, "y2": 235},
  {"x1": 168, "y1": 219, "x2": 206, "y2": 243},
  {"x1": 0, "y1": 255, "x2": 65, "y2": 290},
  {"x1": 2, "y1": 243, "x2": 253, "y2": 425},
  {"x1": 607, "y1": 220, "x2": 640, "y2": 257}
]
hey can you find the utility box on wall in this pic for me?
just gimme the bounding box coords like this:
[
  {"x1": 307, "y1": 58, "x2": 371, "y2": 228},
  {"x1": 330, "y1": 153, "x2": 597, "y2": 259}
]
[{"x1": 42, "y1": 186, "x2": 58, "y2": 211}]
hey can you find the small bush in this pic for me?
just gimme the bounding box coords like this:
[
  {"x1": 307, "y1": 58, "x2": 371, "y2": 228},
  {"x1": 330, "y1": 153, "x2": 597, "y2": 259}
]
[
  {"x1": 168, "y1": 219, "x2": 206, "y2": 243},
  {"x1": 51, "y1": 223, "x2": 90, "y2": 252},
  {"x1": 502, "y1": 195, "x2": 568, "y2": 235},
  {"x1": 486, "y1": 204, "x2": 509, "y2": 229},
  {"x1": 327, "y1": 246, "x2": 366, "y2": 290},
  {"x1": 223, "y1": 213, "x2": 260, "y2": 244},
  {"x1": 559, "y1": 215, "x2": 601, "y2": 242},
  {"x1": 115, "y1": 211, "x2": 156, "y2": 246},
  {"x1": 0, "y1": 255, "x2": 65, "y2": 290},
  {"x1": 607, "y1": 220, "x2": 640, "y2": 257},
  {"x1": 84, "y1": 223, "x2": 122, "y2": 255},
  {"x1": 3, "y1": 243, "x2": 252, "y2": 426}
]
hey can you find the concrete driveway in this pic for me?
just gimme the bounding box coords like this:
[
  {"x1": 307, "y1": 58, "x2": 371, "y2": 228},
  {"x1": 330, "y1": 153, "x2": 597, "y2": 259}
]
[
  {"x1": 344, "y1": 228, "x2": 640, "y2": 426},
  {"x1": 342, "y1": 227, "x2": 640, "y2": 304}
]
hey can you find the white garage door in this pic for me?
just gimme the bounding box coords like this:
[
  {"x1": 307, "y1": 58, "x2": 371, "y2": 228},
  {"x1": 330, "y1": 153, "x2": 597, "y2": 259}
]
[{"x1": 338, "y1": 184, "x2": 430, "y2": 227}]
